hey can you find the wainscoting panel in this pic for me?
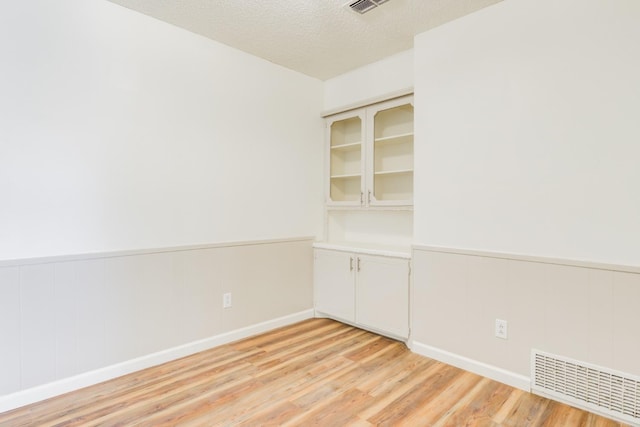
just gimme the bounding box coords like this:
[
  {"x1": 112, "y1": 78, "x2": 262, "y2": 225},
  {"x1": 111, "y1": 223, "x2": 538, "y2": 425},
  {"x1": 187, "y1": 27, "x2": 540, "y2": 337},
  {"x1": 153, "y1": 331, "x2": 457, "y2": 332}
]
[
  {"x1": 20, "y1": 263, "x2": 57, "y2": 390},
  {"x1": 0, "y1": 237, "x2": 314, "y2": 409},
  {"x1": 0, "y1": 267, "x2": 20, "y2": 395},
  {"x1": 411, "y1": 246, "x2": 640, "y2": 391}
]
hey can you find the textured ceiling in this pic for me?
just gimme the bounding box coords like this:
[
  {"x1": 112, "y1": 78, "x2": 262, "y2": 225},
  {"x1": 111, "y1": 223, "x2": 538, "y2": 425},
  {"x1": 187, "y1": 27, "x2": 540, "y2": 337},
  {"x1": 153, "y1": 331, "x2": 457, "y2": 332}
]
[{"x1": 106, "y1": 0, "x2": 502, "y2": 80}]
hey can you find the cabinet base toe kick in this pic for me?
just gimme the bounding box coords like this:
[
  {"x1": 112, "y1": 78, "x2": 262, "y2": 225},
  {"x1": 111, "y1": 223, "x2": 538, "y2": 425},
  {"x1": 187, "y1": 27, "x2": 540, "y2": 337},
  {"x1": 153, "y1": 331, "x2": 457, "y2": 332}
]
[{"x1": 313, "y1": 312, "x2": 409, "y2": 343}]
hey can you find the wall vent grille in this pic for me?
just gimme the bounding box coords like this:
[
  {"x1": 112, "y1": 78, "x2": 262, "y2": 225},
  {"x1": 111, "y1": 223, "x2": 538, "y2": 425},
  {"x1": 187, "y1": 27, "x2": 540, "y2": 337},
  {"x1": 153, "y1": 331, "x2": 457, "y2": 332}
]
[
  {"x1": 532, "y1": 350, "x2": 640, "y2": 425},
  {"x1": 347, "y1": 0, "x2": 391, "y2": 14}
]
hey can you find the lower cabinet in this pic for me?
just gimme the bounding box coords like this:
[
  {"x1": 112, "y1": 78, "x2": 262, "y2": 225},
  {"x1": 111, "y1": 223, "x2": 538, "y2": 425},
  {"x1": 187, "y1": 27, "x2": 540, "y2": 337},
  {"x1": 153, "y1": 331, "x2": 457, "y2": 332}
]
[
  {"x1": 314, "y1": 249, "x2": 356, "y2": 323},
  {"x1": 314, "y1": 248, "x2": 410, "y2": 340}
]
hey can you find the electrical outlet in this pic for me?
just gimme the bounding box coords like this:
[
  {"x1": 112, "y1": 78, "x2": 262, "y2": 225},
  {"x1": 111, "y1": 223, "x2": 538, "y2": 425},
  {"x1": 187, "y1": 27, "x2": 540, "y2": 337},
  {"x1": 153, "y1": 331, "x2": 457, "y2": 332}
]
[
  {"x1": 223, "y1": 292, "x2": 232, "y2": 309},
  {"x1": 495, "y1": 319, "x2": 508, "y2": 339}
]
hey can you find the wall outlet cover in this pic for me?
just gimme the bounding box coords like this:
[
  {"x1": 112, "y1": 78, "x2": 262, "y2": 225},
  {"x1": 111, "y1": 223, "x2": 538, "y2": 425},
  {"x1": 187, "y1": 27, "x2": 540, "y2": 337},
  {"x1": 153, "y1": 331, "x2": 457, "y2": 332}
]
[
  {"x1": 223, "y1": 292, "x2": 232, "y2": 309},
  {"x1": 495, "y1": 319, "x2": 508, "y2": 339}
]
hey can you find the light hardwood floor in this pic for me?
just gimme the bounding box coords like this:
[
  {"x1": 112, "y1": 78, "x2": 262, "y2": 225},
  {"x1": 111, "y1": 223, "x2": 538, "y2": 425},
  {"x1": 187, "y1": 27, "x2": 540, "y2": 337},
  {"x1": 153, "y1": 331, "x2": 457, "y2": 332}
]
[{"x1": 0, "y1": 318, "x2": 629, "y2": 426}]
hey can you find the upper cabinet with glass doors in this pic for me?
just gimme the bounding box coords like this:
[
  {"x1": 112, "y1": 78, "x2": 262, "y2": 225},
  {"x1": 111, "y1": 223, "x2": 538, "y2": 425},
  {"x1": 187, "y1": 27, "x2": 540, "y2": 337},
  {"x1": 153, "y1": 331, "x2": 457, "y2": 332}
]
[
  {"x1": 327, "y1": 110, "x2": 366, "y2": 206},
  {"x1": 326, "y1": 95, "x2": 414, "y2": 207}
]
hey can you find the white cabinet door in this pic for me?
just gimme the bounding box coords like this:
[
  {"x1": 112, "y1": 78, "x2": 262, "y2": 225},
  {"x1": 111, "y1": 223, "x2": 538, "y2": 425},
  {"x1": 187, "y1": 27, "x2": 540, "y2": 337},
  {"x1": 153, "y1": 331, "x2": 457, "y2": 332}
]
[
  {"x1": 356, "y1": 255, "x2": 409, "y2": 339},
  {"x1": 326, "y1": 110, "x2": 366, "y2": 207},
  {"x1": 366, "y1": 96, "x2": 414, "y2": 207},
  {"x1": 325, "y1": 95, "x2": 414, "y2": 208},
  {"x1": 314, "y1": 249, "x2": 355, "y2": 322}
]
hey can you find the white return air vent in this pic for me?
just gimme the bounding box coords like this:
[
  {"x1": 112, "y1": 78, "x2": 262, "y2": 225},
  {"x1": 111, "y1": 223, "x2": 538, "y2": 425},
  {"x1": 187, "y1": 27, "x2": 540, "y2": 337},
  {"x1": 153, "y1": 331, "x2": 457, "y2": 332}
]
[
  {"x1": 347, "y1": 0, "x2": 391, "y2": 14},
  {"x1": 532, "y1": 349, "x2": 640, "y2": 425}
]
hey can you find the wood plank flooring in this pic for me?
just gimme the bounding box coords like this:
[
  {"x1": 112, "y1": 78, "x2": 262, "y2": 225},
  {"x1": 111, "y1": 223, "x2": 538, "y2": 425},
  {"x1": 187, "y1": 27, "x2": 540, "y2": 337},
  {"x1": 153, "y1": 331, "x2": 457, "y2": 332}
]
[{"x1": 0, "y1": 318, "x2": 629, "y2": 426}]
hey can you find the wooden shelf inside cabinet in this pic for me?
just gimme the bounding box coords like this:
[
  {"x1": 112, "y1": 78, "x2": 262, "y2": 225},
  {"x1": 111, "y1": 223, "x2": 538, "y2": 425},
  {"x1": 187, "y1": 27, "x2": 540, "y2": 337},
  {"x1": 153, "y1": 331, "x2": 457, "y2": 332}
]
[
  {"x1": 374, "y1": 133, "x2": 414, "y2": 146},
  {"x1": 331, "y1": 173, "x2": 362, "y2": 179},
  {"x1": 331, "y1": 141, "x2": 362, "y2": 151},
  {"x1": 374, "y1": 169, "x2": 413, "y2": 176}
]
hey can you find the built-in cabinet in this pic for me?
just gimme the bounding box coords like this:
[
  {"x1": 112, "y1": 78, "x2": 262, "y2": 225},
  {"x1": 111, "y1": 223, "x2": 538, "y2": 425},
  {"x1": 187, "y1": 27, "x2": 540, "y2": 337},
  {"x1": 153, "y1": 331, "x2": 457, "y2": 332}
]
[
  {"x1": 314, "y1": 248, "x2": 410, "y2": 340},
  {"x1": 314, "y1": 248, "x2": 356, "y2": 322},
  {"x1": 327, "y1": 96, "x2": 414, "y2": 207},
  {"x1": 316, "y1": 93, "x2": 414, "y2": 342}
]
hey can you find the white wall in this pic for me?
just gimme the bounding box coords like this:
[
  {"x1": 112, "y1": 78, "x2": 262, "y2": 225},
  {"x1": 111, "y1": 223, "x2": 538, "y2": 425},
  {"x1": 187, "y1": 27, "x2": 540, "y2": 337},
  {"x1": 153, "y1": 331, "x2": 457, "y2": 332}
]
[
  {"x1": 323, "y1": 49, "x2": 413, "y2": 112},
  {"x1": 0, "y1": 0, "x2": 321, "y2": 408},
  {"x1": 0, "y1": 0, "x2": 323, "y2": 261},
  {"x1": 414, "y1": 0, "x2": 640, "y2": 266},
  {"x1": 411, "y1": 0, "x2": 640, "y2": 389}
]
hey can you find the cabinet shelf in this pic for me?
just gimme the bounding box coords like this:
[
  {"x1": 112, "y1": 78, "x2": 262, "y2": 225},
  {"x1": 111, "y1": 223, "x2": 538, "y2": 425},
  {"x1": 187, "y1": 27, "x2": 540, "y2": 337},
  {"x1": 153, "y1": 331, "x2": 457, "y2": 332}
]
[
  {"x1": 331, "y1": 173, "x2": 361, "y2": 179},
  {"x1": 331, "y1": 142, "x2": 362, "y2": 151},
  {"x1": 374, "y1": 133, "x2": 414, "y2": 146},
  {"x1": 374, "y1": 169, "x2": 413, "y2": 176}
]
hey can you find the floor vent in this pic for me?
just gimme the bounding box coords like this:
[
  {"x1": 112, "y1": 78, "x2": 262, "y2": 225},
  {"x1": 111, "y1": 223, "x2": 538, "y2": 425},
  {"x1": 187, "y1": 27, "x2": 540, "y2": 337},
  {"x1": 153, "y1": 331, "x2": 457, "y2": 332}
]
[
  {"x1": 347, "y1": 0, "x2": 391, "y2": 15},
  {"x1": 532, "y1": 350, "x2": 640, "y2": 425}
]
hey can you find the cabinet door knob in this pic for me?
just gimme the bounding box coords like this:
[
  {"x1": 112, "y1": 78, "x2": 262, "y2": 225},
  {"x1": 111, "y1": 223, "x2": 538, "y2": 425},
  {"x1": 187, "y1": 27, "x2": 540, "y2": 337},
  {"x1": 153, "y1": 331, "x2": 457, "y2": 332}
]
[
  {"x1": 367, "y1": 190, "x2": 372, "y2": 204},
  {"x1": 360, "y1": 191, "x2": 364, "y2": 205},
  {"x1": 350, "y1": 257, "x2": 354, "y2": 271},
  {"x1": 357, "y1": 257, "x2": 361, "y2": 272}
]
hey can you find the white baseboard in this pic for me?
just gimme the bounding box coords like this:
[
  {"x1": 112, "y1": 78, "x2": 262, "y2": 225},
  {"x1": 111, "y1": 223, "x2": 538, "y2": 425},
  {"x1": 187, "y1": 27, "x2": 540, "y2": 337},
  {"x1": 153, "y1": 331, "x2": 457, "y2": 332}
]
[
  {"x1": 0, "y1": 309, "x2": 314, "y2": 413},
  {"x1": 411, "y1": 341, "x2": 531, "y2": 392}
]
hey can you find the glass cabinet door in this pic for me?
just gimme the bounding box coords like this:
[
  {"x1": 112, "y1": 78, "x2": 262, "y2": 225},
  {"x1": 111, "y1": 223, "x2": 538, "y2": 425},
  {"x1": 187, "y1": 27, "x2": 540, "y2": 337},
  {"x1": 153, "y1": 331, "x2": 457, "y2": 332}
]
[
  {"x1": 327, "y1": 112, "x2": 365, "y2": 205},
  {"x1": 368, "y1": 98, "x2": 414, "y2": 206}
]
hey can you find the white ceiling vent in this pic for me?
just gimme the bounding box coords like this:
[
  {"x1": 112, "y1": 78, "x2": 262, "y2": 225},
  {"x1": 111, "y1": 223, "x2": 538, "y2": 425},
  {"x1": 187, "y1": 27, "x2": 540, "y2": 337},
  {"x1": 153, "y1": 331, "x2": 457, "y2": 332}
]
[
  {"x1": 347, "y1": 0, "x2": 391, "y2": 14},
  {"x1": 532, "y1": 349, "x2": 640, "y2": 425}
]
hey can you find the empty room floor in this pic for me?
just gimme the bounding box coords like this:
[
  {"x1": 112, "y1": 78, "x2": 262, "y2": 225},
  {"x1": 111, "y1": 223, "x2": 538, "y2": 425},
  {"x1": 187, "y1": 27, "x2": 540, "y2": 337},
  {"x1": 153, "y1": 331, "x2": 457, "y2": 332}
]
[{"x1": 0, "y1": 318, "x2": 628, "y2": 426}]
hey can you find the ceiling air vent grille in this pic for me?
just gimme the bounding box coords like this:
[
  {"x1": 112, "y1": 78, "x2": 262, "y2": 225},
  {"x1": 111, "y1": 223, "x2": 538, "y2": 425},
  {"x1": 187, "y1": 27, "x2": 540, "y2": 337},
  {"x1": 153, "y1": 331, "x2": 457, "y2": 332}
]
[
  {"x1": 347, "y1": 0, "x2": 391, "y2": 14},
  {"x1": 532, "y1": 350, "x2": 640, "y2": 425}
]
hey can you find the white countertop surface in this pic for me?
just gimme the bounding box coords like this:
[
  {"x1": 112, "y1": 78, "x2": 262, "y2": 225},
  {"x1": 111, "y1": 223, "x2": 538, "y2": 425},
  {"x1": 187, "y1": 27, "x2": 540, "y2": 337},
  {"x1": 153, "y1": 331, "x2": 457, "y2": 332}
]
[{"x1": 313, "y1": 241, "x2": 411, "y2": 259}]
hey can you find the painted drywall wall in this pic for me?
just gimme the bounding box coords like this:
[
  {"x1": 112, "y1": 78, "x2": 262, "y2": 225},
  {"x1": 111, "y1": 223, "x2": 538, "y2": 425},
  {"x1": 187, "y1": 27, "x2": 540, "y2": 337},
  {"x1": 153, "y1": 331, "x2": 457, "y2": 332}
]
[
  {"x1": 410, "y1": 0, "x2": 640, "y2": 391},
  {"x1": 0, "y1": 0, "x2": 323, "y2": 261},
  {"x1": 414, "y1": 0, "x2": 640, "y2": 266},
  {"x1": 323, "y1": 49, "x2": 413, "y2": 112}
]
